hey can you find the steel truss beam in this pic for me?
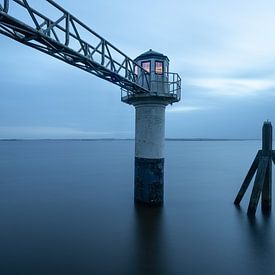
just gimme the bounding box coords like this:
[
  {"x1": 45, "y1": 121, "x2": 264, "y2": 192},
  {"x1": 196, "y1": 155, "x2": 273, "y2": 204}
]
[{"x1": 0, "y1": 0, "x2": 150, "y2": 93}]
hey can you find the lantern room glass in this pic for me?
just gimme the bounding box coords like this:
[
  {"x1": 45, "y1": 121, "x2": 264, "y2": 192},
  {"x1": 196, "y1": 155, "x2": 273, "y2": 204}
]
[
  {"x1": 155, "y1": 61, "x2": 163, "y2": 74},
  {"x1": 141, "y1": 61, "x2": 151, "y2": 73},
  {"x1": 134, "y1": 65, "x2": 138, "y2": 75}
]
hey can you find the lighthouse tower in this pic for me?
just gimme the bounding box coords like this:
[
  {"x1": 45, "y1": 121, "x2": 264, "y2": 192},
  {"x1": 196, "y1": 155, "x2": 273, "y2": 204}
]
[{"x1": 122, "y1": 49, "x2": 181, "y2": 206}]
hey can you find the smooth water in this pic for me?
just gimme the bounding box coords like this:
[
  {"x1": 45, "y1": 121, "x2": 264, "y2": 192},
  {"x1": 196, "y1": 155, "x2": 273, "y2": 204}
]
[{"x1": 0, "y1": 140, "x2": 274, "y2": 275}]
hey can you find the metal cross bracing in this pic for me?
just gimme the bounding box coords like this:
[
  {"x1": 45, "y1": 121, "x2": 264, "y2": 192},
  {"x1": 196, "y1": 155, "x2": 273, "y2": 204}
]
[{"x1": 0, "y1": 0, "x2": 151, "y2": 93}]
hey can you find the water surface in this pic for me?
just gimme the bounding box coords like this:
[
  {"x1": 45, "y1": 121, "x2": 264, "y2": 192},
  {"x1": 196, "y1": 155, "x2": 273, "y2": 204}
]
[{"x1": 0, "y1": 140, "x2": 274, "y2": 274}]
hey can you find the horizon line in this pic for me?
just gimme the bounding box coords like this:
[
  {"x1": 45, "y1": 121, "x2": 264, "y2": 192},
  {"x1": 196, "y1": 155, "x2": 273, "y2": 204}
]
[{"x1": 0, "y1": 138, "x2": 262, "y2": 141}]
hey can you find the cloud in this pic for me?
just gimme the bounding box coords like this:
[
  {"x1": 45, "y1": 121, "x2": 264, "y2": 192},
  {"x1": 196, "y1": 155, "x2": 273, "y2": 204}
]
[
  {"x1": 0, "y1": 126, "x2": 131, "y2": 139},
  {"x1": 187, "y1": 78, "x2": 275, "y2": 97},
  {"x1": 167, "y1": 105, "x2": 207, "y2": 113}
]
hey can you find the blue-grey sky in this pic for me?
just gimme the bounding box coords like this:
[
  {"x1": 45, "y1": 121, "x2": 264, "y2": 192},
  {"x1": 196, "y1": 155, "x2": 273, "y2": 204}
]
[{"x1": 1, "y1": 0, "x2": 275, "y2": 139}]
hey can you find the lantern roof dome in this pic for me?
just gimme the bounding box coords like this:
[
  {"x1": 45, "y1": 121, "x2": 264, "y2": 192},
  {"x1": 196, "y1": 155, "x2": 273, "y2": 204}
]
[{"x1": 134, "y1": 49, "x2": 169, "y2": 62}]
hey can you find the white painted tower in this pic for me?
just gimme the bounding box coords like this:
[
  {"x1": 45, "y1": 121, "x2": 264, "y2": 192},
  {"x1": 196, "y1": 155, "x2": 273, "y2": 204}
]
[{"x1": 122, "y1": 49, "x2": 181, "y2": 206}]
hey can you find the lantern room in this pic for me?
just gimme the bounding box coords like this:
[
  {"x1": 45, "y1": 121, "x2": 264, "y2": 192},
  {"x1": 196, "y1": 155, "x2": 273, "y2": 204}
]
[
  {"x1": 134, "y1": 49, "x2": 169, "y2": 95},
  {"x1": 121, "y1": 49, "x2": 181, "y2": 105},
  {"x1": 134, "y1": 49, "x2": 169, "y2": 75}
]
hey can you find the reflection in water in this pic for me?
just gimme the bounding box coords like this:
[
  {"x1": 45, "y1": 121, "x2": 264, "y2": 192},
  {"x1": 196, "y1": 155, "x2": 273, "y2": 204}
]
[
  {"x1": 2, "y1": 141, "x2": 275, "y2": 274},
  {"x1": 234, "y1": 206, "x2": 275, "y2": 274},
  {"x1": 130, "y1": 204, "x2": 167, "y2": 275}
]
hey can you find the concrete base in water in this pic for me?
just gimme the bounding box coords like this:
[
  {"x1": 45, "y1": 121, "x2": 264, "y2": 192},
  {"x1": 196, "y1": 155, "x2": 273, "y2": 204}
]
[{"x1": 134, "y1": 157, "x2": 164, "y2": 206}]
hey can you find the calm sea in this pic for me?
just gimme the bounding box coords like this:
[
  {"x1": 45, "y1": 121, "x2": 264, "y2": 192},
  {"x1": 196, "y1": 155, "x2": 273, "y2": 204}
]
[{"x1": 0, "y1": 140, "x2": 274, "y2": 275}]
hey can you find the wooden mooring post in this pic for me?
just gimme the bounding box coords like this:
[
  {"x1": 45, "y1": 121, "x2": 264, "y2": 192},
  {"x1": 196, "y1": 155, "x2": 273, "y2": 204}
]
[{"x1": 234, "y1": 121, "x2": 275, "y2": 216}]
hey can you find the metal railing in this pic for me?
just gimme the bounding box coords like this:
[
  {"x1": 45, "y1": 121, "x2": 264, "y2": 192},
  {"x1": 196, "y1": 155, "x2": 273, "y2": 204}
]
[{"x1": 121, "y1": 71, "x2": 181, "y2": 103}]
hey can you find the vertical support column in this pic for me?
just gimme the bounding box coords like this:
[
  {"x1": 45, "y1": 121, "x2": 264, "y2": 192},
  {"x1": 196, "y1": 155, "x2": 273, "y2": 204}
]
[
  {"x1": 261, "y1": 121, "x2": 272, "y2": 211},
  {"x1": 133, "y1": 100, "x2": 166, "y2": 206},
  {"x1": 3, "y1": 0, "x2": 9, "y2": 13}
]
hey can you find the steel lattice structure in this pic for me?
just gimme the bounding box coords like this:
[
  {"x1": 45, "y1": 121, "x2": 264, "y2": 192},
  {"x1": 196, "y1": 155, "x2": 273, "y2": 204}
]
[{"x1": 0, "y1": 0, "x2": 151, "y2": 93}]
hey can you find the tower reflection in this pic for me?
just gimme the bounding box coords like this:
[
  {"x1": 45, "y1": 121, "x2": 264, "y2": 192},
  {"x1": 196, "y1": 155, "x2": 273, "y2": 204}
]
[{"x1": 130, "y1": 204, "x2": 167, "y2": 275}]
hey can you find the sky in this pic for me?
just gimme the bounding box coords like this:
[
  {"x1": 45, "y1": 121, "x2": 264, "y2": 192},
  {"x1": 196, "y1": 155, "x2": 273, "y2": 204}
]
[{"x1": 1, "y1": 0, "x2": 275, "y2": 139}]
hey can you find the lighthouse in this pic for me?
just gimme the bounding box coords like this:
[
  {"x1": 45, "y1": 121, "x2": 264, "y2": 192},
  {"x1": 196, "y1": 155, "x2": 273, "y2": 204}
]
[
  {"x1": 121, "y1": 49, "x2": 181, "y2": 206},
  {"x1": 0, "y1": 2, "x2": 182, "y2": 207}
]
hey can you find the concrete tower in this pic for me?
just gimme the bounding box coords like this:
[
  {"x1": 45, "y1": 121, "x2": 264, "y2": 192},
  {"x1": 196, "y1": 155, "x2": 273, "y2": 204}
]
[{"x1": 122, "y1": 49, "x2": 181, "y2": 206}]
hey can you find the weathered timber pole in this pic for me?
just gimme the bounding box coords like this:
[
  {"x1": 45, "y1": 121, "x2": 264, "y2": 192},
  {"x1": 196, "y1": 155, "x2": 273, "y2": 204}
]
[
  {"x1": 234, "y1": 121, "x2": 274, "y2": 216},
  {"x1": 261, "y1": 121, "x2": 272, "y2": 211}
]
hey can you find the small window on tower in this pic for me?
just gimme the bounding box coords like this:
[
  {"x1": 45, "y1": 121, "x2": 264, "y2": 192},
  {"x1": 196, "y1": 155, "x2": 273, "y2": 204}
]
[
  {"x1": 155, "y1": 61, "x2": 163, "y2": 74},
  {"x1": 141, "y1": 61, "x2": 151, "y2": 73}
]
